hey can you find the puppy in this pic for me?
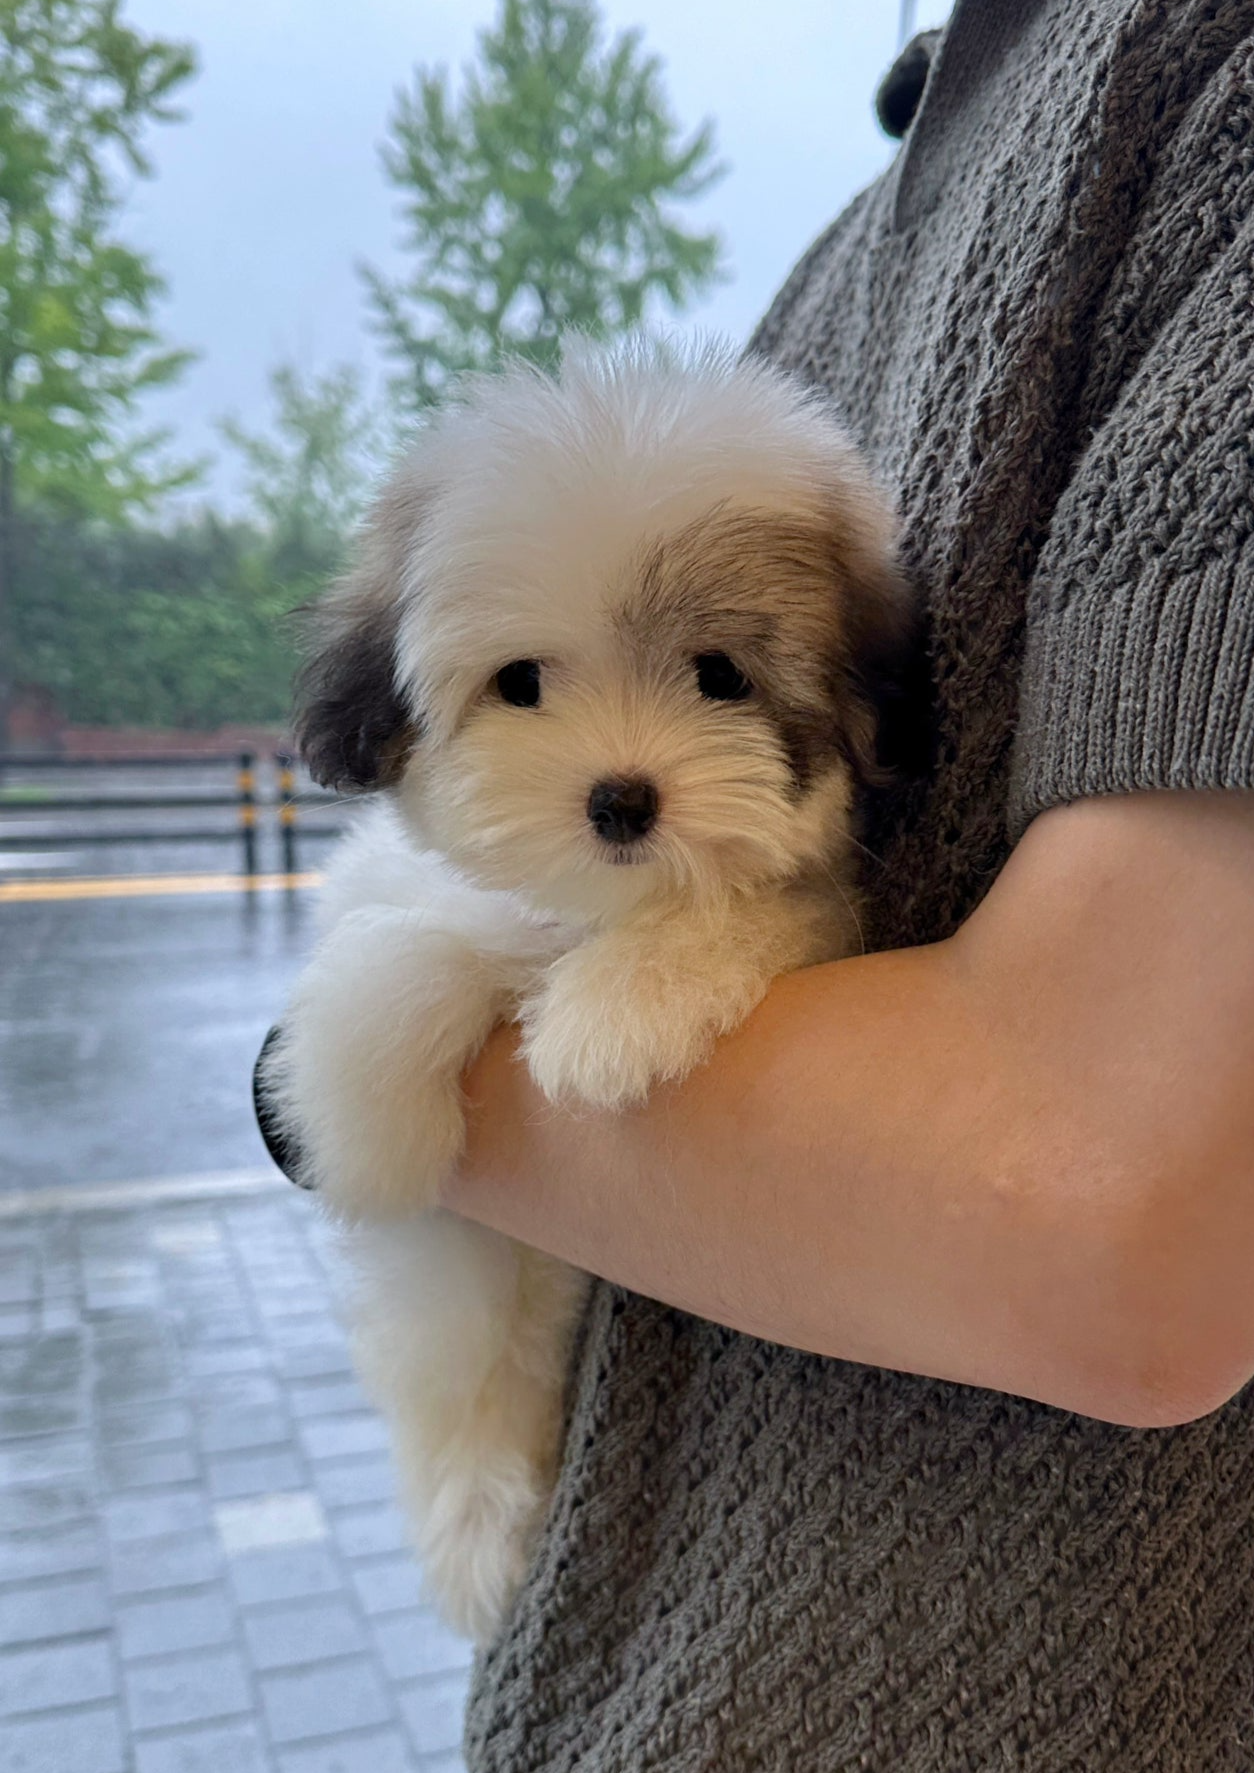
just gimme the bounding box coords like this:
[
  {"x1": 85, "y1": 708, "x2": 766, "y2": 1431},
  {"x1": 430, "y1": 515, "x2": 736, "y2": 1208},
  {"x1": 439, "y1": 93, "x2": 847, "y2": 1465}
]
[{"x1": 262, "y1": 338, "x2": 912, "y2": 1643}]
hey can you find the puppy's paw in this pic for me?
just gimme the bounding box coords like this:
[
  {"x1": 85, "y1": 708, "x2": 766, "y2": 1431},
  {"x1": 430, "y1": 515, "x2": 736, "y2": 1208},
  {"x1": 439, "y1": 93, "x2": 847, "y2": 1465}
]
[
  {"x1": 521, "y1": 940, "x2": 731, "y2": 1110},
  {"x1": 272, "y1": 910, "x2": 496, "y2": 1220}
]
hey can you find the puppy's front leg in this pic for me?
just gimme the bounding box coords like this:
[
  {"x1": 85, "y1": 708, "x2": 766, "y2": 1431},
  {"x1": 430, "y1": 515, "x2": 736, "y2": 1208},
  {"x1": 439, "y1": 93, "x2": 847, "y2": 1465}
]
[
  {"x1": 267, "y1": 907, "x2": 514, "y2": 1220},
  {"x1": 522, "y1": 893, "x2": 831, "y2": 1112}
]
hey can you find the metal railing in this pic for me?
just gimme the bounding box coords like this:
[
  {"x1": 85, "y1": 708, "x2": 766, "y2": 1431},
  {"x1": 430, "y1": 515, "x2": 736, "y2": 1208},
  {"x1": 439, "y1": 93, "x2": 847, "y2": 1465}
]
[
  {"x1": 0, "y1": 750, "x2": 348, "y2": 877},
  {"x1": 274, "y1": 750, "x2": 345, "y2": 876}
]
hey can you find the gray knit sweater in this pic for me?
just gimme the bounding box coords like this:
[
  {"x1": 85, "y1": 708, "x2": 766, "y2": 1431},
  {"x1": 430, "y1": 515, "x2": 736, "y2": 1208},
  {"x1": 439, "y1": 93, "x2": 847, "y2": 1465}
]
[{"x1": 464, "y1": 3, "x2": 1254, "y2": 1766}]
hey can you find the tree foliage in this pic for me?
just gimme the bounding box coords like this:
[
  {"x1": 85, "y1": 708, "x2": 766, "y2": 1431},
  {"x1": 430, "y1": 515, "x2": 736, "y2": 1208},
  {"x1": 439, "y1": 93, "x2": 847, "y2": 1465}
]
[
  {"x1": 219, "y1": 362, "x2": 388, "y2": 581},
  {"x1": 0, "y1": 0, "x2": 198, "y2": 514},
  {"x1": 363, "y1": 0, "x2": 726, "y2": 411},
  {"x1": 0, "y1": 0, "x2": 199, "y2": 741},
  {"x1": 4, "y1": 0, "x2": 734, "y2": 736},
  {"x1": 8, "y1": 359, "x2": 394, "y2": 734},
  {"x1": 11, "y1": 506, "x2": 298, "y2": 728}
]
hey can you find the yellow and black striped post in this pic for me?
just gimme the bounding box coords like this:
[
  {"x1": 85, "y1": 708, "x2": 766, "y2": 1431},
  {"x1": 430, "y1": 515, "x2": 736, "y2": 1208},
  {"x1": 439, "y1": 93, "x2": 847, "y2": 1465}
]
[
  {"x1": 276, "y1": 751, "x2": 298, "y2": 877},
  {"x1": 237, "y1": 749, "x2": 258, "y2": 877}
]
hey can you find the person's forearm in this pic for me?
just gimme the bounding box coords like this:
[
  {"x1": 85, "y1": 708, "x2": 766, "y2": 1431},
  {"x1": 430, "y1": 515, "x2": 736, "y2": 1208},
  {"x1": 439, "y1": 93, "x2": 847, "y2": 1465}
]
[
  {"x1": 451, "y1": 796, "x2": 1254, "y2": 1430},
  {"x1": 456, "y1": 936, "x2": 1141, "y2": 1422}
]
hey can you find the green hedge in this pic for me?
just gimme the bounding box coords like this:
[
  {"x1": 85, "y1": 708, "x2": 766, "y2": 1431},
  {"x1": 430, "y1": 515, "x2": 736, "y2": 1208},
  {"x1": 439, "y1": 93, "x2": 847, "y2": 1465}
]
[{"x1": 11, "y1": 507, "x2": 326, "y2": 729}]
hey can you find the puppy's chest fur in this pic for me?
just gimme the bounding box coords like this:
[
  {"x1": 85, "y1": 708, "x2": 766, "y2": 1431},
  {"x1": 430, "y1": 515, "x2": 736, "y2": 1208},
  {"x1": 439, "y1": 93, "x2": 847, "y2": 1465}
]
[{"x1": 328, "y1": 804, "x2": 859, "y2": 1120}]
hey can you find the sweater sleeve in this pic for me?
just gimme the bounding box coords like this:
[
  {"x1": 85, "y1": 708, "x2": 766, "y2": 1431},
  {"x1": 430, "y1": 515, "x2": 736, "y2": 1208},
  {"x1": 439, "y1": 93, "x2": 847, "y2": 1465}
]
[{"x1": 1010, "y1": 220, "x2": 1254, "y2": 835}]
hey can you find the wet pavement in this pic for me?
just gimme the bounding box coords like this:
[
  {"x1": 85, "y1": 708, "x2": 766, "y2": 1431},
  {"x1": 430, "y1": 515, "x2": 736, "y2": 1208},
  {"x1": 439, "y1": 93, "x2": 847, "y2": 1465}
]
[
  {"x1": 0, "y1": 758, "x2": 344, "y2": 1195},
  {"x1": 0, "y1": 785, "x2": 475, "y2": 1769},
  {"x1": 1, "y1": 885, "x2": 314, "y2": 1192},
  {"x1": 0, "y1": 1185, "x2": 471, "y2": 1772}
]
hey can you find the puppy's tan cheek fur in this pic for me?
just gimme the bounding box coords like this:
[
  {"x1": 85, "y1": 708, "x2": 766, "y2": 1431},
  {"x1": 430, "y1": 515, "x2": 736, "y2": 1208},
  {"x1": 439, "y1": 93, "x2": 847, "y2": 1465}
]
[{"x1": 614, "y1": 507, "x2": 903, "y2": 800}]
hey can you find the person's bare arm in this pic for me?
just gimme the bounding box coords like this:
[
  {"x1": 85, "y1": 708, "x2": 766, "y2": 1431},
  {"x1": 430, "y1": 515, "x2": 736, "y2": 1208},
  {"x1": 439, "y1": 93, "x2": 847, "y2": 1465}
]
[{"x1": 452, "y1": 792, "x2": 1254, "y2": 1429}]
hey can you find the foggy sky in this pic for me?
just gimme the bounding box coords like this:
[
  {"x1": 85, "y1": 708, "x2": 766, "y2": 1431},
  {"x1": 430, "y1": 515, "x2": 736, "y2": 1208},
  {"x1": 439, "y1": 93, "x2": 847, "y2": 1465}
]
[{"x1": 121, "y1": 1, "x2": 952, "y2": 508}]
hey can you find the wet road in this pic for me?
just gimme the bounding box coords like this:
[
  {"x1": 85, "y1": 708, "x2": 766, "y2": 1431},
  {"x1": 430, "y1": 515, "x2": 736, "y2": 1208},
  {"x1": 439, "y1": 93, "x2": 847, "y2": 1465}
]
[
  {"x1": 0, "y1": 882, "x2": 319, "y2": 1193},
  {"x1": 0, "y1": 760, "x2": 349, "y2": 1194}
]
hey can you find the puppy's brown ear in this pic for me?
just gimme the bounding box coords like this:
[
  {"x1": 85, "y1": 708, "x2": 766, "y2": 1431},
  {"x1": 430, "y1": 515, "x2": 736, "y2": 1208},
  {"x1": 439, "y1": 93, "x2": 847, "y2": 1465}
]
[
  {"x1": 831, "y1": 539, "x2": 931, "y2": 790},
  {"x1": 292, "y1": 479, "x2": 425, "y2": 793}
]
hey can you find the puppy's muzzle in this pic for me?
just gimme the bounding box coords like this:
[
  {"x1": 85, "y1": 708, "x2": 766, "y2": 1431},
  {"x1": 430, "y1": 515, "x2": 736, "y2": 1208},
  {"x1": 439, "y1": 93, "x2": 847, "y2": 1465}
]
[{"x1": 587, "y1": 777, "x2": 659, "y2": 846}]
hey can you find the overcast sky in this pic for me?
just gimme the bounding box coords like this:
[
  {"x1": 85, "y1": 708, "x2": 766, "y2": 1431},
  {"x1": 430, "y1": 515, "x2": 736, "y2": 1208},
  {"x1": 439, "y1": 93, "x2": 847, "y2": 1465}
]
[{"x1": 121, "y1": 1, "x2": 952, "y2": 508}]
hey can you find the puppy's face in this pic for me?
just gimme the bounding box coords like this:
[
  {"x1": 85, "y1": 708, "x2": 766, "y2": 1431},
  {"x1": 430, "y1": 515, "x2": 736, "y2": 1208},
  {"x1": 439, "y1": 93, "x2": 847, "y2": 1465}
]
[
  {"x1": 295, "y1": 344, "x2": 912, "y2": 925},
  {"x1": 397, "y1": 508, "x2": 880, "y2": 923}
]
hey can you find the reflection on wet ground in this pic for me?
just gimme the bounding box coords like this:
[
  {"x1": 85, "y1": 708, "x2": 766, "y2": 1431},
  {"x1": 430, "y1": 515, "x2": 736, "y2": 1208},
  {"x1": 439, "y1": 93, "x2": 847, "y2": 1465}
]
[{"x1": 1, "y1": 882, "x2": 316, "y2": 1193}]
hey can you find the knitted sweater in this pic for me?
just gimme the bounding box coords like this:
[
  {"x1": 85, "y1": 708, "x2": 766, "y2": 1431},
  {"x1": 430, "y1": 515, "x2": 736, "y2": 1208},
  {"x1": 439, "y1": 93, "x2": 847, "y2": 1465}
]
[{"x1": 464, "y1": 3, "x2": 1254, "y2": 1766}]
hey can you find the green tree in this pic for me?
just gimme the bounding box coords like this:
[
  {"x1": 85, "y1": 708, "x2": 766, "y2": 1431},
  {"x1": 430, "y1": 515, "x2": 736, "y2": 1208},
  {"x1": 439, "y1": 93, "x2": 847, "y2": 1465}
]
[
  {"x1": 0, "y1": 0, "x2": 197, "y2": 742},
  {"x1": 11, "y1": 506, "x2": 298, "y2": 729},
  {"x1": 219, "y1": 362, "x2": 388, "y2": 580},
  {"x1": 362, "y1": 0, "x2": 726, "y2": 413}
]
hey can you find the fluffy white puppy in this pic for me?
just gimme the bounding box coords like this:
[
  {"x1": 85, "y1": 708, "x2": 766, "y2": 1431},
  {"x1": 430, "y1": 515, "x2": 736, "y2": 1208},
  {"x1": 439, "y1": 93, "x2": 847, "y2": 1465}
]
[{"x1": 262, "y1": 338, "x2": 912, "y2": 1643}]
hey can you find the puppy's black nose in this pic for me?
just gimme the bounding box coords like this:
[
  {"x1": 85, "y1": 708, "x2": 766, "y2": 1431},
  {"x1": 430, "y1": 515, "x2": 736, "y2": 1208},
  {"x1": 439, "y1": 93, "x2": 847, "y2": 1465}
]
[{"x1": 587, "y1": 777, "x2": 659, "y2": 845}]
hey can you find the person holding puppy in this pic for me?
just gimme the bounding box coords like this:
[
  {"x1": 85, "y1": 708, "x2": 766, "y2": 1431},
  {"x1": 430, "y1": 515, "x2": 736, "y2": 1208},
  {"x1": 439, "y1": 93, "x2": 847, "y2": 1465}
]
[{"x1": 451, "y1": 3, "x2": 1254, "y2": 1768}]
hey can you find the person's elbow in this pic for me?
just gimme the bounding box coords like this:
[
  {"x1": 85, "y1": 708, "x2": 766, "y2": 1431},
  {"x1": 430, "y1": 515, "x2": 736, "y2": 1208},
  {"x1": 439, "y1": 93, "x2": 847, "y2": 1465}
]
[{"x1": 1067, "y1": 1140, "x2": 1254, "y2": 1431}]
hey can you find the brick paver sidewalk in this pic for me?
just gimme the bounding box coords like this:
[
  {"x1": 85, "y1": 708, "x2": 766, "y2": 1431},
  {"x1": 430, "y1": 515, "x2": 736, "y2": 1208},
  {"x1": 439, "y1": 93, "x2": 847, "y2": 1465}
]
[{"x1": 0, "y1": 1181, "x2": 472, "y2": 1773}]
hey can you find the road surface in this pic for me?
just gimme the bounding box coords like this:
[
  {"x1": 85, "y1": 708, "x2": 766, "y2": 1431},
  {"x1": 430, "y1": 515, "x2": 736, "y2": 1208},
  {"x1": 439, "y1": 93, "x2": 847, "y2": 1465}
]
[
  {"x1": 1, "y1": 879, "x2": 318, "y2": 1194},
  {"x1": 0, "y1": 760, "x2": 349, "y2": 1196}
]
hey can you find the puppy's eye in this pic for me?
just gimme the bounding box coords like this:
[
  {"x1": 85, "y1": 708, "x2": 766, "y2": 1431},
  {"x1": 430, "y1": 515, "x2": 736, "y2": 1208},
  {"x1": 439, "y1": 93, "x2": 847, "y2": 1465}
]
[
  {"x1": 495, "y1": 660, "x2": 542, "y2": 707},
  {"x1": 694, "y1": 652, "x2": 752, "y2": 702}
]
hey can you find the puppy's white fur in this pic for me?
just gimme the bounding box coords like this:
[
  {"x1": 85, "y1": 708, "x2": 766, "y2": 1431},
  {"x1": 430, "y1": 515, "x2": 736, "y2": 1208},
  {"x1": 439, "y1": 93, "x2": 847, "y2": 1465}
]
[{"x1": 268, "y1": 338, "x2": 907, "y2": 1643}]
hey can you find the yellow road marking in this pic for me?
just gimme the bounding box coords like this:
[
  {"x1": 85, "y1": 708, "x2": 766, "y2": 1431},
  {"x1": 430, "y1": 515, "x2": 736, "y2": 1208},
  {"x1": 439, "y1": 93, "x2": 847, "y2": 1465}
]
[{"x1": 0, "y1": 871, "x2": 323, "y2": 904}]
